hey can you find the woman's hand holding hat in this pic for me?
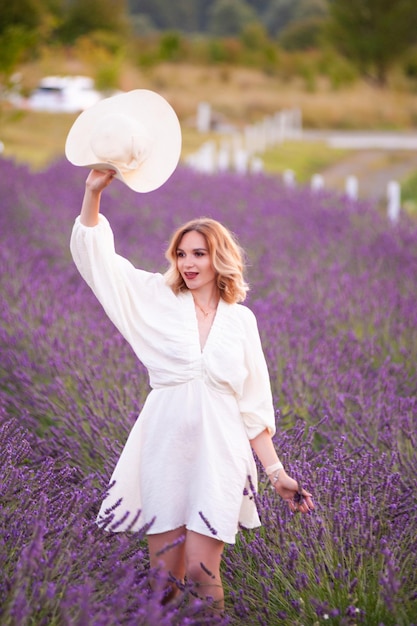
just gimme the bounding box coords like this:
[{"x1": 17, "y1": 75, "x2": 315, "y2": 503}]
[
  {"x1": 85, "y1": 168, "x2": 116, "y2": 194},
  {"x1": 79, "y1": 169, "x2": 117, "y2": 227}
]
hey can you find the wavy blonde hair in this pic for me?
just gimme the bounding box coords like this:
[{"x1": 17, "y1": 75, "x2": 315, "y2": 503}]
[{"x1": 164, "y1": 217, "x2": 249, "y2": 304}]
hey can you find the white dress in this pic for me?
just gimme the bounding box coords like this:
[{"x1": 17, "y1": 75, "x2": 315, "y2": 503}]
[{"x1": 70, "y1": 215, "x2": 276, "y2": 544}]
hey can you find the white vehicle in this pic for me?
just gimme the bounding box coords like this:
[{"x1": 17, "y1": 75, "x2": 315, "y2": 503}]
[{"x1": 28, "y1": 75, "x2": 102, "y2": 113}]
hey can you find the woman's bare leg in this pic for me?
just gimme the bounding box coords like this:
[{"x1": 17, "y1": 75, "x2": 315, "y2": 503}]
[
  {"x1": 184, "y1": 531, "x2": 225, "y2": 610},
  {"x1": 147, "y1": 526, "x2": 186, "y2": 601}
]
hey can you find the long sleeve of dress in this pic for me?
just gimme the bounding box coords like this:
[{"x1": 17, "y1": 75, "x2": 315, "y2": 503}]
[
  {"x1": 237, "y1": 307, "x2": 277, "y2": 440},
  {"x1": 70, "y1": 215, "x2": 159, "y2": 342},
  {"x1": 70, "y1": 214, "x2": 183, "y2": 378}
]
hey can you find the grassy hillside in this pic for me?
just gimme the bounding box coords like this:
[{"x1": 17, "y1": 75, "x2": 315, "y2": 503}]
[{"x1": 1, "y1": 57, "x2": 417, "y2": 173}]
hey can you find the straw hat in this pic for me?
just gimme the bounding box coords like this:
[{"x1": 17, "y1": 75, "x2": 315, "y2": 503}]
[{"x1": 65, "y1": 89, "x2": 182, "y2": 192}]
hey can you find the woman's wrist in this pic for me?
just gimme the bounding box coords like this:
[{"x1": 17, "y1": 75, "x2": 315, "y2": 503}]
[{"x1": 265, "y1": 461, "x2": 284, "y2": 485}]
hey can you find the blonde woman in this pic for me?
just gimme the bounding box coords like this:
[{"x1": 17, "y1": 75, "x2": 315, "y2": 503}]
[{"x1": 70, "y1": 169, "x2": 314, "y2": 611}]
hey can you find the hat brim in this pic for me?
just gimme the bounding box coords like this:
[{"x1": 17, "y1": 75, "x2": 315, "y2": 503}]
[{"x1": 65, "y1": 89, "x2": 182, "y2": 193}]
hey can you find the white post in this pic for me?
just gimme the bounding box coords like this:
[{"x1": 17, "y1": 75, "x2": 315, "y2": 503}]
[
  {"x1": 202, "y1": 141, "x2": 217, "y2": 173},
  {"x1": 232, "y1": 132, "x2": 243, "y2": 153},
  {"x1": 279, "y1": 111, "x2": 287, "y2": 142},
  {"x1": 244, "y1": 125, "x2": 254, "y2": 155},
  {"x1": 283, "y1": 169, "x2": 295, "y2": 187},
  {"x1": 274, "y1": 112, "x2": 284, "y2": 144},
  {"x1": 217, "y1": 141, "x2": 230, "y2": 171},
  {"x1": 387, "y1": 180, "x2": 401, "y2": 223},
  {"x1": 292, "y1": 108, "x2": 303, "y2": 139},
  {"x1": 234, "y1": 148, "x2": 249, "y2": 174},
  {"x1": 263, "y1": 117, "x2": 273, "y2": 149},
  {"x1": 345, "y1": 175, "x2": 358, "y2": 201},
  {"x1": 187, "y1": 141, "x2": 217, "y2": 173},
  {"x1": 196, "y1": 102, "x2": 211, "y2": 133},
  {"x1": 251, "y1": 156, "x2": 264, "y2": 173},
  {"x1": 311, "y1": 174, "x2": 324, "y2": 191}
]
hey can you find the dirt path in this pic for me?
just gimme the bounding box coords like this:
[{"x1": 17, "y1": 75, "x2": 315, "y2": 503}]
[
  {"x1": 318, "y1": 150, "x2": 417, "y2": 202},
  {"x1": 302, "y1": 131, "x2": 417, "y2": 204}
]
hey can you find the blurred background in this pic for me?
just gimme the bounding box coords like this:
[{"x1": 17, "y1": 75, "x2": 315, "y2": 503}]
[{"x1": 1, "y1": 0, "x2": 417, "y2": 211}]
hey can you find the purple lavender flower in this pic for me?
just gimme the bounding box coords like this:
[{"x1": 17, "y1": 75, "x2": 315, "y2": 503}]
[{"x1": 1, "y1": 158, "x2": 417, "y2": 624}]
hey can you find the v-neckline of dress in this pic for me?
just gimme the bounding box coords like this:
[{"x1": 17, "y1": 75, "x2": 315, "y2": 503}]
[{"x1": 185, "y1": 291, "x2": 223, "y2": 354}]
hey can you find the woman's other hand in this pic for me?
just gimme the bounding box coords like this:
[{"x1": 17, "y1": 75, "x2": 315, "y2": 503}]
[{"x1": 273, "y1": 469, "x2": 314, "y2": 514}]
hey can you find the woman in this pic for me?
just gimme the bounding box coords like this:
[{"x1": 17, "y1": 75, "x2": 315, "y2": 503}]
[{"x1": 70, "y1": 169, "x2": 314, "y2": 610}]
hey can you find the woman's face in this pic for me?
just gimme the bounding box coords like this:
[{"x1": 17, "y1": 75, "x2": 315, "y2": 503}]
[{"x1": 176, "y1": 230, "x2": 216, "y2": 292}]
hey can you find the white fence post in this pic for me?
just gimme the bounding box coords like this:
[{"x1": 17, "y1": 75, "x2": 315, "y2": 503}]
[
  {"x1": 311, "y1": 174, "x2": 324, "y2": 191},
  {"x1": 217, "y1": 141, "x2": 230, "y2": 172},
  {"x1": 188, "y1": 105, "x2": 305, "y2": 173},
  {"x1": 283, "y1": 169, "x2": 295, "y2": 187},
  {"x1": 250, "y1": 156, "x2": 264, "y2": 173},
  {"x1": 345, "y1": 176, "x2": 358, "y2": 201},
  {"x1": 196, "y1": 102, "x2": 211, "y2": 133},
  {"x1": 233, "y1": 148, "x2": 249, "y2": 174},
  {"x1": 387, "y1": 180, "x2": 401, "y2": 223}
]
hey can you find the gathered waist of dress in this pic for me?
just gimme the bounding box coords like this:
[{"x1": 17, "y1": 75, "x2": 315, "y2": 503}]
[{"x1": 150, "y1": 375, "x2": 236, "y2": 397}]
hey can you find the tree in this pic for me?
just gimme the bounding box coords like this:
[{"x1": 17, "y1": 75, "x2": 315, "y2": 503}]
[
  {"x1": 0, "y1": 26, "x2": 36, "y2": 94},
  {"x1": 261, "y1": 0, "x2": 298, "y2": 37},
  {"x1": 0, "y1": 0, "x2": 43, "y2": 35},
  {"x1": 128, "y1": 0, "x2": 207, "y2": 32},
  {"x1": 0, "y1": 0, "x2": 54, "y2": 84},
  {"x1": 58, "y1": 0, "x2": 130, "y2": 43},
  {"x1": 326, "y1": 0, "x2": 417, "y2": 85},
  {"x1": 294, "y1": 0, "x2": 327, "y2": 21},
  {"x1": 208, "y1": 0, "x2": 257, "y2": 37},
  {"x1": 279, "y1": 16, "x2": 324, "y2": 50}
]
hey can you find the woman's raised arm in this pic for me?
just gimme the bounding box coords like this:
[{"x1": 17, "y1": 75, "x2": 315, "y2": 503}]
[{"x1": 80, "y1": 169, "x2": 115, "y2": 227}]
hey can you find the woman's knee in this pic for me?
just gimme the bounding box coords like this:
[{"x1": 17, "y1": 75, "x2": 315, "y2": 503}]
[
  {"x1": 184, "y1": 531, "x2": 223, "y2": 580},
  {"x1": 185, "y1": 558, "x2": 218, "y2": 584}
]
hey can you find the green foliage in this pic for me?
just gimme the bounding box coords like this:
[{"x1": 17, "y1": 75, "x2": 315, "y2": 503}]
[
  {"x1": 0, "y1": 0, "x2": 44, "y2": 35},
  {"x1": 262, "y1": 0, "x2": 296, "y2": 37},
  {"x1": 0, "y1": 0, "x2": 57, "y2": 78},
  {"x1": 239, "y1": 22, "x2": 280, "y2": 70},
  {"x1": 207, "y1": 37, "x2": 244, "y2": 63},
  {"x1": 158, "y1": 31, "x2": 187, "y2": 61},
  {"x1": 94, "y1": 62, "x2": 122, "y2": 93},
  {"x1": 0, "y1": 26, "x2": 37, "y2": 81},
  {"x1": 325, "y1": 0, "x2": 417, "y2": 86},
  {"x1": 295, "y1": 0, "x2": 327, "y2": 21},
  {"x1": 240, "y1": 21, "x2": 269, "y2": 51},
  {"x1": 261, "y1": 140, "x2": 348, "y2": 182},
  {"x1": 317, "y1": 48, "x2": 358, "y2": 90},
  {"x1": 127, "y1": 0, "x2": 328, "y2": 37},
  {"x1": 57, "y1": 0, "x2": 130, "y2": 44},
  {"x1": 401, "y1": 170, "x2": 417, "y2": 216},
  {"x1": 83, "y1": 30, "x2": 127, "y2": 56},
  {"x1": 402, "y1": 46, "x2": 417, "y2": 86},
  {"x1": 279, "y1": 15, "x2": 325, "y2": 50},
  {"x1": 0, "y1": 0, "x2": 130, "y2": 69},
  {"x1": 207, "y1": 0, "x2": 257, "y2": 36},
  {"x1": 128, "y1": 0, "x2": 204, "y2": 32}
]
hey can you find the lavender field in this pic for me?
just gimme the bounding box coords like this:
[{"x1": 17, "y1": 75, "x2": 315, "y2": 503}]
[{"x1": 1, "y1": 156, "x2": 417, "y2": 625}]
